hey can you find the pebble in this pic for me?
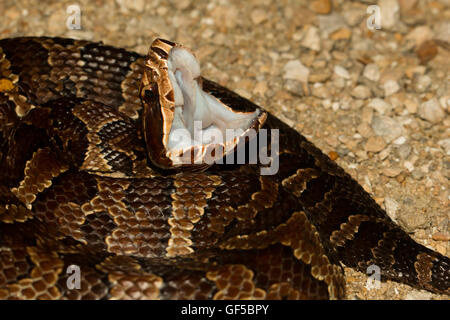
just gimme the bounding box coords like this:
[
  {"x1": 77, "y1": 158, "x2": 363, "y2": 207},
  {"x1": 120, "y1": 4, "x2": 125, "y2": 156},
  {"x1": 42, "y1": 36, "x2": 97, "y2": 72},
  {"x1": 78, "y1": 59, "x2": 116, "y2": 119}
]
[
  {"x1": 363, "y1": 63, "x2": 380, "y2": 82},
  {"x1": 418, "y1": 99, "x2": 445, "y2": 123},
  {"x1": 251, "y1": 9, "x2": 268, "y2": 25},
  {"x1": 394, "y1": 143, "x2": 411, "y2": 159},
  {"x1": 404, "y1": 161, "x2": 415, "y2": 172},
  {"x1": 309, "y1": 69, "x2": 331, "y2": 83},
  {"x1": 47, "y1": 10, "x2": 64, "y2": 35},
  {"x1": 284, "y1": 79, "x2": 304, "y2": 96},
  {"x1": 253, "y1": 81, "x2": 268, "y2": 97},
  {"x1": 318, "y1": 13, "x2": 346, "y2": 37},
  {"x1": 351, "y1": 85, "x2": 372, "y2": 99},
  {"x1": 411, "y1": 169, "x2": 424, "y2": 180},
  {"x1": 368, "y1": 98, "x2": 392, "y2": 115},
  {"x1": 383, "y1": 80, "x2": 400, "y2": 97},
  {"x1": 399, "y1": 209, "x2": 429, "y2": 231},
  {"x1": 382, "y1": 167, "x2": 402, "y2": 177},
  {"x1": 361, "y1": 107, "x2": 374, "y2": 124},
  {"x1": 404, "y1": 98, "x2": 418, "y2": 114},
  {"x1": 384, "y1": 197, "x2": 399, "y2": 222},
  {"x1": 211, "y1": 6, "x2": 238, "y2": 29},
  {"x1": 283, "y1": 60, "x2": 310, "y2": 83},
  {"x1": 413, "y1": 75, "x2": 431, "y2": 93},
  {"x1": 330, "y1": 28, "x2": 352, "y2": 40},
  {"x1": 328, "y1": 151, "x2": 339, "y2": 161},
  {"x1": 434, "y1": 21, "x2": 450, "y2": 43},
  {"x1": 405, "y1": 66, "x2": 426, "y2": 79},
  {"x1": 398, "y1": 0, "x2": 418, "y2": 13},
  {"x1": 66, "y1": 30, "x2": 94, "y2": 40},
  {"x1": 342, "y1": 8, "x2": 366, "y2": 27},
  {"x1": 416, "y1": 40, "x2": 438, "y2": 64},
  {"x1": 357, "y1": 123, "x2": 374, "y2": 138},
  {"x1": 365, "y1": 136, "x2": 387, "y2": 153},
  {"x1": 405, "y1": 26, "x2": 433, "y2": 48},
  {"x1": 371, "y1": 115, "x2": 403, "y2": 143},
  {"x1": 393, "y1": 136, "x2": 406, "y2": 145},
  {"x1": 439, "y1": 96, "x2": 449, "y2": 112},
  {"x1": 379, "y1": 0, "x2": 400, "y2": 30},
  {"x1": 116, "y1": 0, "x2": 145, "y2": 12},
  {"x1": 432, "y1": 232, "x2": 450, "y2": 242},
  {"x1": 378, "y1": 147, "x2": 392, "y2": 161},
  {"x1": 301, "y1": 26, "x2": 321, "y2": 51},
  {"x1": 334, "y1": 65, "x2": 350, "y2": 79},
  {"x1": 310, "y1": 0, "x2": 332, "y2": 15},
  {"x1": 321, "y1": 99, "x2": 332, "y2": 109},
  {"x1": 405, "y1": 291, "x2": 433, "y2": 300},
  {"x1": 311, "y1": 84, "x2": 329, "y2": 99},
  {"x1": 177, "y1": 0, "x2": 192, "y2": 10},
  {"x1": 437, "y1": 138, "x2": 450, "y2": 155}
]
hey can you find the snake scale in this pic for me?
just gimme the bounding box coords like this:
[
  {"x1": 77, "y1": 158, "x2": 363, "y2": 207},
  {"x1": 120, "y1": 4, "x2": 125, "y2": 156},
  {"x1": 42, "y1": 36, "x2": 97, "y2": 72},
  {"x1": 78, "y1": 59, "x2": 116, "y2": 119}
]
[{"x1": 0, "y1": 37, "x2": 448, "y2": 300}]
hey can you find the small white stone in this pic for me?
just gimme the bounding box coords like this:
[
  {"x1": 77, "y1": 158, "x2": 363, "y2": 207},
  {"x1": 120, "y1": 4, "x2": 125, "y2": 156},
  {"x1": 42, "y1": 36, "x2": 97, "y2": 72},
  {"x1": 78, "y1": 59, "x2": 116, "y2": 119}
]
[
  {"x1": 383, "y1": 80, "x2": 400, "y2": 96},
  {"x1": 437, "y1": 138, "x2": 450, "y2": 155},
  {"x1": 405, "y1": 26, "x2": 433, "y2": 47},
  {"x1": 363, "y1": 63, "x2": 380, "y2": 82},
  {"x1": 393, "y1": 136, "x2": 406, "y2": 145},
  {"x1": 371, "y1": 115, "x2": 403, "y2": 143},
  {"x1": 433, "y1": 21, "x2": 450, "y2": 44},
  {"x1": 332, "y1": 102, "x2": 340, "y2": 111},
  {"x1": 301, "y1": 26, "x2": 321, "y2": 51},
  {"x1": 283, "y1": 60, "x2": 310, "y2": 83},
  {"x1": 439, "y1": 96, "x2": 449, "y2": 112},
  {"x1": 379, "y1": 0, "x2": 400, "y2": 30},
  {"x1": 343, "y1": 8, "x2": 366, "y2": 27},
  {"x1": 318, "y1": 14, "x2": 347, "y2": 36},
  {"x1": 321, "y1": 99, "x2": 332, "y2": 109},
  {"x1": 351, "y1": 85, "x2": 372, "y2": 99},
  {"x1": 251, "y1": 9, "x2": 268, "y2": 25},
  {"x1": 384, "y1": 197, "x2": 399, "y2": 222},
  {"x1": 404, "y1": 161, "x2": 414, "y2": 172},
  {"x1": 201, "y1": 17, "x2": 214, "y2": 25},
  {"x1": 404, "y1": 98, "x2": 418, "y2": 114},
  {"x1": 334, "y1": 65, "x2": 350, "y2": 79},
  {"x1": 414, "y1": 75, "x2": 432, "y2": 93},
  {"x1": 368, "y1": 98, "x2": 392, "y2": 114},
  {"x1": 418, "y1": 99, "x2": 445, "y2": 123}
]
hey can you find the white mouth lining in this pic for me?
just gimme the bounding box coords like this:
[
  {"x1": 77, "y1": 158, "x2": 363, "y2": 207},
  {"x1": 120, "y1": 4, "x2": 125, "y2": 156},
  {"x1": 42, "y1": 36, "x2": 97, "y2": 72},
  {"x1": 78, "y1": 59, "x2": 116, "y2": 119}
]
[{"x1": 165, "y1": 47, "x2": 260, "y2": 156}]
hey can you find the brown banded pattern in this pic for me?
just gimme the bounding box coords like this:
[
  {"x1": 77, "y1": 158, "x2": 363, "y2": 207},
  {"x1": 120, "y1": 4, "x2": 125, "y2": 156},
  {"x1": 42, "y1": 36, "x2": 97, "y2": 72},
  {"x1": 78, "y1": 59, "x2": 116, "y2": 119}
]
[
  {"x1": 0, "y1": 37, "x2": 448, "y2": 300},
  {"x1": 167, "y1": 173, "x2": 221, "y2": 257}
]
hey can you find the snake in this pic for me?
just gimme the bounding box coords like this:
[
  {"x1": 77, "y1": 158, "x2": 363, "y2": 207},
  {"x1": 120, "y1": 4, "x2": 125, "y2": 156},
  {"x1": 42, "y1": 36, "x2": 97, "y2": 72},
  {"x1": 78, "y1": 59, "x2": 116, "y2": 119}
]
[{"x1": 0, "y1": 36, "x2": 448, "y2": 300}]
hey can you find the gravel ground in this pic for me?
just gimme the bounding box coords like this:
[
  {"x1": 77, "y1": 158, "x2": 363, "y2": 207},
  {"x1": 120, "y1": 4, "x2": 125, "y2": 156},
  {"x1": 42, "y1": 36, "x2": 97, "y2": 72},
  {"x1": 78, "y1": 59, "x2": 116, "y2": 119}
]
[{"x1": 1, "y1": 0, "x2": 448, "y2": 300}]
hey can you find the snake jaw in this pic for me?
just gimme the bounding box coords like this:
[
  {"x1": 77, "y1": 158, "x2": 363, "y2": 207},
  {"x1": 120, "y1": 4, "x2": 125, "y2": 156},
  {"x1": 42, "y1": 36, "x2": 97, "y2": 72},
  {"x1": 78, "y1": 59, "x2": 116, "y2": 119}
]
[{"x1": 141, "y1": 38, "x2": 267, "y2": 170}]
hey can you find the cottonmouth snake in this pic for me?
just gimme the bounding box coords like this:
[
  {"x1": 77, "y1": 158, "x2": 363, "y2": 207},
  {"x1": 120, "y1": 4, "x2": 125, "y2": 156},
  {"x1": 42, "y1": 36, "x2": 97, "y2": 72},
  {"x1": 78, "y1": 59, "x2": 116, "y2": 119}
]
[{"x1": 0, "y1": 37, "x2": 448, "y2": 300}]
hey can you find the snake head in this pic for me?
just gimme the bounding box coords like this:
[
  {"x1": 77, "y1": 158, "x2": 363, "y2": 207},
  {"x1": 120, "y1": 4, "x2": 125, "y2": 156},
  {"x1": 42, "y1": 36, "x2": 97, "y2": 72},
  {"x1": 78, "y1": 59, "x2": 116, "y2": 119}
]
[{"x1": 140, "y1": 38, "x2": 267, "y2": 171}]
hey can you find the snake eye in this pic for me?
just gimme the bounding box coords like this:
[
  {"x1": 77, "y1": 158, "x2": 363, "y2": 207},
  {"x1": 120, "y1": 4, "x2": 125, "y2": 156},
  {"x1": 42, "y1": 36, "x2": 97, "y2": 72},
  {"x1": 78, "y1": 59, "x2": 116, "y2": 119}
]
[{"x1": 143, "y1": 87, "x2": 157, "y2": 100}]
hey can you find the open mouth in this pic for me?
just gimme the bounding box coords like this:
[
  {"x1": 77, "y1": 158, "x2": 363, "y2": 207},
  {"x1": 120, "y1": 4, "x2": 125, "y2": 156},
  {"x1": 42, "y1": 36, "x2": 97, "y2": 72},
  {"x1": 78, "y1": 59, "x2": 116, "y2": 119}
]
[{"x1": 141, "y1": 38, "x2": 267, "y2": 169}]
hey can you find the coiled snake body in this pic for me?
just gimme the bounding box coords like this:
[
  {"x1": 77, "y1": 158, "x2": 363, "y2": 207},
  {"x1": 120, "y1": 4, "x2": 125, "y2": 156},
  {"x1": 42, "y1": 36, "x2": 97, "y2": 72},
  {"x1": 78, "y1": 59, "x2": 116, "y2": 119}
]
[{"x1": 0, "y1": 37, "x2": 448, "y2": 299}]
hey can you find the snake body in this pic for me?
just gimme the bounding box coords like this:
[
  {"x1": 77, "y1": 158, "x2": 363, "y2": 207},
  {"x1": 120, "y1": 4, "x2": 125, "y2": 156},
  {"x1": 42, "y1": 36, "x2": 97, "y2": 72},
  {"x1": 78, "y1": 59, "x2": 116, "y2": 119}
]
[{"x1": 0, "y1": 37, "x2": 448, "y2": 299}]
